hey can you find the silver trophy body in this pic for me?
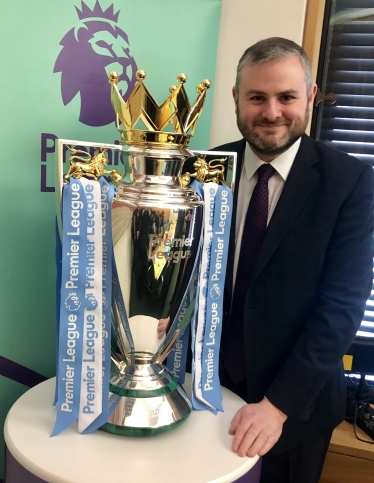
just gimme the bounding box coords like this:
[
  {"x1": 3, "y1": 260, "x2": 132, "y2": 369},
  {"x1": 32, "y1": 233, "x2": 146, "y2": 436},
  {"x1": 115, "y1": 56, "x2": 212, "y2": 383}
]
[{"x1": 102, "y1": 146, "x2": 203, "y2": 436}]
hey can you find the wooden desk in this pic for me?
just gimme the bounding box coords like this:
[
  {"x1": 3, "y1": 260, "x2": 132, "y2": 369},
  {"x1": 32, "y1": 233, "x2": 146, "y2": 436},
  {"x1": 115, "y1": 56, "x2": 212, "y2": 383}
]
[{"x1": 320, "y1": 420, "x2": 374, "y2": 483}]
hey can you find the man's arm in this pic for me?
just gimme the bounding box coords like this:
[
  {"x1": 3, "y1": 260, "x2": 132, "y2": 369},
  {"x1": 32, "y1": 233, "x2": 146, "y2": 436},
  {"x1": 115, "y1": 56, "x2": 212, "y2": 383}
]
[{"x1": 266, "y1": 163, "x2": 374, "y2": 419}]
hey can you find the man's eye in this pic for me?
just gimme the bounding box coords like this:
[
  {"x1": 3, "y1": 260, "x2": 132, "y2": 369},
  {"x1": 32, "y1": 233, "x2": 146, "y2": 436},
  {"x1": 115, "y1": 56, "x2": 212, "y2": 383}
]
[
  {"x1": 250, "y1": 96, "x2": 264, "y2": 101},
  {"x1": 280, "y1": 95, "x2": 294, "y2": 102}
]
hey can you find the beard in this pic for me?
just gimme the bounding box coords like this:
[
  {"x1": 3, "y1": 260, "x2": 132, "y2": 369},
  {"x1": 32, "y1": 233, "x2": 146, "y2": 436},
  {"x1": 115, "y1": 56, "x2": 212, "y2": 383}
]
[{"x1": 236, "y1": 105, "x2": 309, "y2": 158}]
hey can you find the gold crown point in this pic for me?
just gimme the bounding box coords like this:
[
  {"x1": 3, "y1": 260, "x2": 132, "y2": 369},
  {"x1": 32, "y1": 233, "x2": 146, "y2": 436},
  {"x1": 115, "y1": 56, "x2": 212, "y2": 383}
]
[
  {"x1": 109, "y1": 69, "x2": 211, "y2": 149},
  {"x1": 177, "y1": 73, "x2": 187, "y2": 84},
  {"x1": 136, "y1": 70, "x2": 146, "y2": 80},
  {"x1": 196, "y1": 79, "x2": 211, "y2": 94},
  {"x1": 109, "y1": 71, "x2": 119, "y2": 85}
]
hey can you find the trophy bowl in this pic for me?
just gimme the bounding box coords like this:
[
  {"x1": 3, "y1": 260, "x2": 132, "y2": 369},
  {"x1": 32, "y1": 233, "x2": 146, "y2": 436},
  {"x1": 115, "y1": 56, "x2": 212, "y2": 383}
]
[{"x1": 102, "y1": 145, "x2": 203, "y2": 436}]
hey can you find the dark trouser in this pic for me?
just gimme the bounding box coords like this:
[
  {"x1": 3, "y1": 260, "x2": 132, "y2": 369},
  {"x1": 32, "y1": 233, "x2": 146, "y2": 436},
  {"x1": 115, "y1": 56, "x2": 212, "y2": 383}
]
[{"x1": 260, "y1": 429, "x2": 332, "y2": 483}]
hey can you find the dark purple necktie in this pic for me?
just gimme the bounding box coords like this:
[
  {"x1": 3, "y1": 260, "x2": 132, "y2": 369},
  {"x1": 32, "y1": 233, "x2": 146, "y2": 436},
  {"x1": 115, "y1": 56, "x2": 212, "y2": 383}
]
[{"x1": 225, "y1": 163, "x2": 276, "y2": 384}]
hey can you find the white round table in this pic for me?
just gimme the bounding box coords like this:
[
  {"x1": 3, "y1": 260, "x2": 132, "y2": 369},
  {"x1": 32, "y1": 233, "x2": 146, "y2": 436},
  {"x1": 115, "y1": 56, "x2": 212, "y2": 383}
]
[{"x1": 4, "y1": 377, "x2": 260, "y2": 483}]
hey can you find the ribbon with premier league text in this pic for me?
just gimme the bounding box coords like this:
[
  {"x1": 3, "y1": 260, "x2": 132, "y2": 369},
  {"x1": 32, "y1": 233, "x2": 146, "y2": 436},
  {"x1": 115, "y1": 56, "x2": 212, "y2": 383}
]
[
  {"x1": 53, "y1": 179, "x2": 87, "y2": 435},
  {"x1": 81, "y1": 177, "x2": 115, "y2": 434},
  {"x1": 191, "y1": 182, "x2": 232, "y2": 413},
  {"x1": 53, "y1": 176, "x2": 115, "y2": 436}
]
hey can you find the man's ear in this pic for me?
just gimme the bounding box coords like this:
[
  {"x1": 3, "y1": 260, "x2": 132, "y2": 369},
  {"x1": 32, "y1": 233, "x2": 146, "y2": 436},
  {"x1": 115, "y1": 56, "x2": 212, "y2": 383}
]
[
  {"x1": 232, "y1": 86, "x2": 237, "y2": 101},
  {"x1": 232, "y1": 87, "x2": 237, "y2": 111},
  {"x1": 308, "y1": 84, "x2": 318, "y2": 111}
]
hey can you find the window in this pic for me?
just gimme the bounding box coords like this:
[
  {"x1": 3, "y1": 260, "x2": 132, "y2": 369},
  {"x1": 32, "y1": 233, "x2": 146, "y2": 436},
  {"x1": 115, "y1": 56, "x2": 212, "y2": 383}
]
[{"x1": 311, "y1": 0, "x2": 374, "y2": 373}]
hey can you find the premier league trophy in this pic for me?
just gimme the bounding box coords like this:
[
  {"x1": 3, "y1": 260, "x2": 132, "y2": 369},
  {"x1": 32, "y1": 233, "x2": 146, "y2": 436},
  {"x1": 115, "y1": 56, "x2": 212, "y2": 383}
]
[
  {"x1": 54, "y1": 68, "x2": 234, "y2": 438},
  {"x1": 103, "y1": 70, "x2": 209, "y2": 435}
]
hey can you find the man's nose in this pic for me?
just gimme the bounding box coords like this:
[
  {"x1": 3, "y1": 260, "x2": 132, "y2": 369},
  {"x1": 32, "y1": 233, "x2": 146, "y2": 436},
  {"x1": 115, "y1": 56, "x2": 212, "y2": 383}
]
[{"x1": 262, "y1": 100, "x2": 281, "y2": 121}]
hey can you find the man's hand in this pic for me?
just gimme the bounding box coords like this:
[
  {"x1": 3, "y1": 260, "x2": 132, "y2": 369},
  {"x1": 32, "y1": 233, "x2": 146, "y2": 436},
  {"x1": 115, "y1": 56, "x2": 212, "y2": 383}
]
[{"x1": 229, "y1": 398, "x2": 287, "y2": 457}]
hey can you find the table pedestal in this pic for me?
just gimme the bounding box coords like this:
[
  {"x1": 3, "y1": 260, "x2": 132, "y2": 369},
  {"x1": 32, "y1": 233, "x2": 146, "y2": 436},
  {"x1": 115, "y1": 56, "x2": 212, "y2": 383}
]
[{"x1": 5, "y1": 447, "x2": 261, "y2": 483}]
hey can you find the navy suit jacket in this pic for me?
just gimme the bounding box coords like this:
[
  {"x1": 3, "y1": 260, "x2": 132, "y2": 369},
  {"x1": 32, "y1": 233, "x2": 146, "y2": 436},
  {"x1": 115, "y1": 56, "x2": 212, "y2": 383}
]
[{"x1": 194, "y1": 135, "x2": 374, "y2": 451}]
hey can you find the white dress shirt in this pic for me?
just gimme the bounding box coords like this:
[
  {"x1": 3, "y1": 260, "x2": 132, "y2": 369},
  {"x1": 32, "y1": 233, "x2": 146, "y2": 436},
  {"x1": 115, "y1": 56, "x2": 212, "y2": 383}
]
[{"x1": 233, "y1": 138, "x2": 301, "y2": 284}]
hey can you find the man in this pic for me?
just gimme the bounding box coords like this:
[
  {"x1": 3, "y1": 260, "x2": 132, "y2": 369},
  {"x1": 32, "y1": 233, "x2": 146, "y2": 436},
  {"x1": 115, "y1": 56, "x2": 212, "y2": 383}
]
[{"x1": 212, "y1": 38, "x2": 374, "y2": 482}]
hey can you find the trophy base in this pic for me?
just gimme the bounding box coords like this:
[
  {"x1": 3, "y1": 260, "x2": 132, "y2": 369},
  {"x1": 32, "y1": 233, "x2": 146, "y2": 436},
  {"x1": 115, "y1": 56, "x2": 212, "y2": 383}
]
[{"x1": 101, "y1": 354, "x2": 192, "y2": 437}]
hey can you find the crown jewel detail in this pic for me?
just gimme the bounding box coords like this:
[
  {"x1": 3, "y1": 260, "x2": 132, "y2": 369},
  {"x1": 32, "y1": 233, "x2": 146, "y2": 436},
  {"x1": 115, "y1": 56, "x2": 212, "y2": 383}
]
[
  {"x1": 109, "y1": 70, "x2": 210, "y2": 149},
  {"x1": 75, "y1": 1, "x2": 119, "y2": 22}
]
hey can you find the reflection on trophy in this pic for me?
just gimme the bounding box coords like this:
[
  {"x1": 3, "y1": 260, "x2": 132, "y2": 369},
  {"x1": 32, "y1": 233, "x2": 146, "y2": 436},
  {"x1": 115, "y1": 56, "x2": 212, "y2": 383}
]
[{"x1": 102, "y1": 69, "x2": 211, "y2": 436}]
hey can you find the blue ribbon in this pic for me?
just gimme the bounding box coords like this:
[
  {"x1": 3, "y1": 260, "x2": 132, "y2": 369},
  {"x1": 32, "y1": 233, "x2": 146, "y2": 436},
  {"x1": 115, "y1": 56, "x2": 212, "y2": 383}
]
[
  {"x1": 201, "y1": 185, "x2": 232, "y2": 410},
  {"x1": 188, "y1": 181, "x2": 212, "y2": 410},
  {"x1": 52, "y1": 179, "x2": 88, "y2": 436},
  {"x1": 189, "y1": 181, "x2": 233, "y2": 413},
  {"x1": 54, "y1": 219, "x2": 63, "y2": 406},
  {"x1": 81, "y1": 177, "x2": 115, "y2": 434}
]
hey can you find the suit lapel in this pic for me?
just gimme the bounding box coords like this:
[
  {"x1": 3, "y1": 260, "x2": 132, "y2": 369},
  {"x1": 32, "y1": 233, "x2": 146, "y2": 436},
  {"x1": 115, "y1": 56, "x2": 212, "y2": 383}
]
[{"x1": 251, "y1": 135, "x2": 320, "y2": 284}]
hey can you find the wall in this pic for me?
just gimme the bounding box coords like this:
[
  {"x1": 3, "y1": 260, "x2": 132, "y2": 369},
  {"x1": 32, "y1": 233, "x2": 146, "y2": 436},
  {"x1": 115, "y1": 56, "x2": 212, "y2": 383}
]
[
  {"x1": 0, "y1": 1, "x2": 221, "y2": 479},
  {"x1": 0, "y1": 0, "x2": 309, "y2": 480}
]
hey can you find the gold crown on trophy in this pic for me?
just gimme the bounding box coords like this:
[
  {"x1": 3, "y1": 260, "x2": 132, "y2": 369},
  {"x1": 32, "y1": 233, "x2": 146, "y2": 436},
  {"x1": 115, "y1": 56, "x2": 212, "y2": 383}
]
[{"x1": 109, "y1": 70, "x2": 211, "y2": 149}]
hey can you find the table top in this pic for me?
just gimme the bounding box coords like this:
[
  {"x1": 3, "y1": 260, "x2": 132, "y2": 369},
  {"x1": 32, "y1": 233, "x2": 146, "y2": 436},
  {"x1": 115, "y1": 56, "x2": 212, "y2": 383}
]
[
  {"x1": 329, "y1": 420, "x2": 374, "y2": 462},
  {"x1": 4, "y1": 376, "x2": 258, "y2": 483}
]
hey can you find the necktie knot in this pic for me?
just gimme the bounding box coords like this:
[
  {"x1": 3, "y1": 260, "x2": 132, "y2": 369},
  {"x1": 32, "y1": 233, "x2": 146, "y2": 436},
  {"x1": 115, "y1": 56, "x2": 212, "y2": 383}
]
[{"x1": 257, "y1": 163, "x2": 275, "y2": 183}]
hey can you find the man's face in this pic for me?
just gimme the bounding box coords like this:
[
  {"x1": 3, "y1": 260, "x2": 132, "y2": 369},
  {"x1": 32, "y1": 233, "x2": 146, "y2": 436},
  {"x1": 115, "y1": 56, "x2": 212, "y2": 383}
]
[{"x1": 233, "y1": 56, "x2": 317, "y2": 161}]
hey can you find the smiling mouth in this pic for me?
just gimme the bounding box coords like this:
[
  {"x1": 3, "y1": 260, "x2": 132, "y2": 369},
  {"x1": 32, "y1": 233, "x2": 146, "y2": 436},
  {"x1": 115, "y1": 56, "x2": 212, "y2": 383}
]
[{"x1": 257, "y1": 123, "x2": 286, "y2": 128}]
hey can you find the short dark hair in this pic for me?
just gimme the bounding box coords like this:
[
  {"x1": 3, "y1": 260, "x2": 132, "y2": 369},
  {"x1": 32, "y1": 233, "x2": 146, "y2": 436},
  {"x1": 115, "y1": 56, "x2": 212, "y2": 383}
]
[{"x1": 235, "y1": 37, "x2": 312, "y2": 95}]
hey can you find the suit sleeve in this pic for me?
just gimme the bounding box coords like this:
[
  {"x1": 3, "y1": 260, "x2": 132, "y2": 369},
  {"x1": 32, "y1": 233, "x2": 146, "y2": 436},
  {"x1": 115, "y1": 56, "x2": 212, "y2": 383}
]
[{"x1": 265, "y1": 163, "x2": 374, "y2": 420}]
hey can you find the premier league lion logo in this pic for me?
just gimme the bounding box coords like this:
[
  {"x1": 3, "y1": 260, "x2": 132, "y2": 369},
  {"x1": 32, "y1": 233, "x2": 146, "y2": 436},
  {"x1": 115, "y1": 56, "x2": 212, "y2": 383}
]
[
  {"x1": 209, "y1": 284, "x2": 221, "y2": 300},
  {"x1": 54, "y1": 1, "x2": 138, "y2": 126},
  {"x1": 65, "y1": 293, "x2": 81, "y2": 311},
  {"x1": 102, "y1": 292, "x2": 108, "y2": 310},
  {"x1": 86, "y1": 293, "x2": 98, "y2": 310}
]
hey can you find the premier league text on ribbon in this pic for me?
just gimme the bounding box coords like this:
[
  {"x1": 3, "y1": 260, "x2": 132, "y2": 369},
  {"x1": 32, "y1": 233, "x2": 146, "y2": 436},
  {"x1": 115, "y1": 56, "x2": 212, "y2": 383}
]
[
  {"x1": 60, "y1": 313, "x2": 79, "y2": 411},
  {"x1": 78, "y1": 179, "x2": 102, "y2": 433},
  {"x1": 81, "y1": 178, "x2": 115, "y2": 434},
  {"x1": 62, "y1": 182, "x2": 85, "y2": 414},
  {"x1": 53, "y1": 179, "x2": 87, "y2": 436},
  {"x1": 192, "y1": 183, "x2": 232, "y2": 412},
  {"x1": 53, "y1": 175, "x2": 115, "y2": 436},
  {"x1": 65, "y1": 183, "x2": 83, "y2": 286},
  {"x1": 204, "y1": 187, "x2": 231, "y2": 394},
  {"x1": 82, "y1": 177, "x2": 118, "y2": 433}
]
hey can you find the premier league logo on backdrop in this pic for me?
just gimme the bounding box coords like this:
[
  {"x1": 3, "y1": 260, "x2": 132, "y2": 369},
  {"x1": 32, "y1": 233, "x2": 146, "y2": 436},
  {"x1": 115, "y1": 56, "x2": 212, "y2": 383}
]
[{"x1": 54, "y1": 1, "x2": 138, "y2": 126}]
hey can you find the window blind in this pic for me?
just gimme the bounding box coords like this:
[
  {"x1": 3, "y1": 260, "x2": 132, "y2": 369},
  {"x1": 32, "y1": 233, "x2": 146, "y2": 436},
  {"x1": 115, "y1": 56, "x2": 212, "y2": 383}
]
[{"x1": 315, "y1": 1, "x2": 374, "y2": 343}]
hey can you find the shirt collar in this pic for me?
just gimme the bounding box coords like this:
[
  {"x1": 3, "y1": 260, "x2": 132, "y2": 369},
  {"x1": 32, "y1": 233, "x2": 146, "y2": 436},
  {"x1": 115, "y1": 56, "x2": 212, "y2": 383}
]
[{"x1": 243, "y1": 137, "x2": 301, "y2": 182}]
